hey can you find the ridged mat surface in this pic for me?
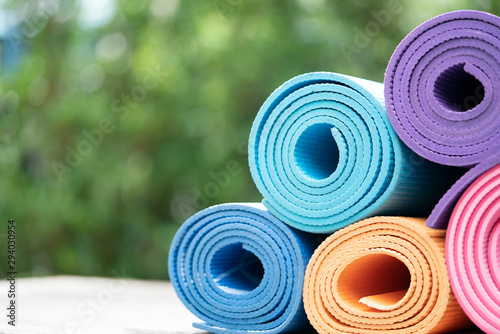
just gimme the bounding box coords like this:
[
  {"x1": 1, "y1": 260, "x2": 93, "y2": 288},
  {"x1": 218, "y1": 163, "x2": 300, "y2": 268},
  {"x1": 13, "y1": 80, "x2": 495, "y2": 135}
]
[
  {"x1": 446, "y1": 164, "x2": 500, "y2": 334},
  {"x1": 168, "y1": 203, "x2": 318, "y2": 334},
  {"x1": 303, "y1": 216, "x2": 473, "y2": 334},
  {"x1": 249, "y1": 72, "x2": 459, "y2": 234},
  {"x1": 385, "y1": 10, "x2": 500, "y2": 168},
  {"x1": 384, "y1": 9, "x2": 500, "y2": 231}
]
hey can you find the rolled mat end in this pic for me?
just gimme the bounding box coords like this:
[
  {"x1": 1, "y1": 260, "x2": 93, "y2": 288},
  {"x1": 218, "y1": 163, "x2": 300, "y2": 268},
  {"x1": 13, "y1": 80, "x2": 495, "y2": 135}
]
[
  {"x1": 303, "y1": 216, "x2": 473, "y2": 334},
  {"x1": 385, "y1": 10, "x2": 500, "y2": 167},
  {"x1": 250, "y1": 71, "x2": 461, "y2": 234},
  {"x1": 446, "y1": 164, "x2": 500, "y2": 334},
  {"x1": 168, "y1": 203, "x2": 319, "y2": 334}
]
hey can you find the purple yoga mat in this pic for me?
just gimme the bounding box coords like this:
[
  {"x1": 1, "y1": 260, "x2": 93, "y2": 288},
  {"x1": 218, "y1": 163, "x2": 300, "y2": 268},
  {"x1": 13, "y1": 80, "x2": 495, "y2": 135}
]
[
  {"x1": 385, "y1": 10, "x2": 500, "y2": 168},
  {"x1": 385, "y1": 10, "x2": 500, "y2": 229}
]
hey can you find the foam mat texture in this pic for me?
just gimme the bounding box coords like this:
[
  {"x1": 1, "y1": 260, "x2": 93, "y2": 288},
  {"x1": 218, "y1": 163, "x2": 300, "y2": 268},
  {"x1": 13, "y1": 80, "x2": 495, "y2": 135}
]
[
  {"x1": 385, "y1": 10, "x2": 500, "y2": 168},
  {"x1": 446, "y1": 164, "x2": 500, "y2": 334},
  {"x1": 168, "y1": 203, "x2": 319, "y2": 334},
  {"x1": 303, "y1": 216, "x2": 473, "y2": 334},
  {"x1": 249, "y1": 72, "x2": 460, "y2": 233}
]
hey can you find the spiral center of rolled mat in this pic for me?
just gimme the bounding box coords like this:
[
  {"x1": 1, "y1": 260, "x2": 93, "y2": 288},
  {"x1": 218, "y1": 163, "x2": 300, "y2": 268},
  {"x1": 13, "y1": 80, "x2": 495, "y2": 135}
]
[
  {"x1": 337, "y1": 253, "x2": 411, "y2": 311},
  {"x1": 293, "y1": 123, "x2": 340, "y2": 180},
  {"x1": 433, "y1": 63, "x2": 485, "y2": 112},
  {"x1": 210, "y1": 242, "x2": 264, "y2": 294}
]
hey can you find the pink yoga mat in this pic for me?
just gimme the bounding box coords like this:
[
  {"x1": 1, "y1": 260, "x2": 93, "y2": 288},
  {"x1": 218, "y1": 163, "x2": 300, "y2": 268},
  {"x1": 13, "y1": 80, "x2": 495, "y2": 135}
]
[{"x1": 446, "y1": 163, "x2": 500, "y2": 334}]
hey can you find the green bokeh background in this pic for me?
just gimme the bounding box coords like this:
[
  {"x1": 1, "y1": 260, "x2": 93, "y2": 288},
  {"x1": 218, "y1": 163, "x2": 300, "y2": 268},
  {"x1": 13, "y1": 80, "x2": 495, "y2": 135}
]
[{"x1": 2, "y1": 0, "x2": 498, "y2": 279}]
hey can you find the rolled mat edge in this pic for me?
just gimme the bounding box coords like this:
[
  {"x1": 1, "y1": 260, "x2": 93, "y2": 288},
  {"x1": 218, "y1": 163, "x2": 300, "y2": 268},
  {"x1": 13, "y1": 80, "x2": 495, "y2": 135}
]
[
  {"x1": 446, "y1": 164, "x2": 500, "y2": 333},
  {"x1": 303, "y1": 216, "x2": 473, "y2": 334},
  {"x1": 249, "y1": 71, "x2": 461, "y2": 234},
  {"x1": 168, "y1": 203, "x2": 319, "y2": 334},
  {"x1": 385, "y1": 10, "x2": 500, "y2": 167},
  {"x1": 427, "y1": 153, "x2": 500, "y2": 229}
]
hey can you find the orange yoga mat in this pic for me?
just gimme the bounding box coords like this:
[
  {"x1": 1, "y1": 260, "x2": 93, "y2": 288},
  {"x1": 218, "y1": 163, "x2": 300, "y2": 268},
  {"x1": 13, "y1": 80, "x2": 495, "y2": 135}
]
[{"x1": 303, "y1": 217, "x2": 473, "y2": 334}]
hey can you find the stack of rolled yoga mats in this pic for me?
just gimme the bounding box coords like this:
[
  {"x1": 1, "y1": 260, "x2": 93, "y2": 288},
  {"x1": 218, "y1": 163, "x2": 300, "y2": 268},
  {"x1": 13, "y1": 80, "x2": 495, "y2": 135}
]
[{"x1": 169, "y1": 10, "x2": 500, "y2": 334}]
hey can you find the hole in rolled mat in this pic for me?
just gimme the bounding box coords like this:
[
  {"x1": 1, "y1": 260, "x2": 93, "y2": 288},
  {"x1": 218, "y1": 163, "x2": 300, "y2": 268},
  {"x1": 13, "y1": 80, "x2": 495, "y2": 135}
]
[
  {"x1": 210, "y1": 242, "x2": 264, "y2": 294},
  {"x1": 433, "y1": 63, "x2": 485, "y2": 112},
  {"x1": 294, "y1": 123, "x2": 339, "y2": 181},
  {"x1": 337, "y1": 253, "x2": 411, "y2": 311}
]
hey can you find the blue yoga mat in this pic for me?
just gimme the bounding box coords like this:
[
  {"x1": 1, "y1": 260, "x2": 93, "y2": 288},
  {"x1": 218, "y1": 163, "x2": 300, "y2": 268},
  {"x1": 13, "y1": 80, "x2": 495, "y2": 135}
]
[
  {"x1": 248, "y1": 72, "x2": 462, "y2": 233},
  {"x1": 168, "y1": 203, "x2": 318, "y2": 334}
]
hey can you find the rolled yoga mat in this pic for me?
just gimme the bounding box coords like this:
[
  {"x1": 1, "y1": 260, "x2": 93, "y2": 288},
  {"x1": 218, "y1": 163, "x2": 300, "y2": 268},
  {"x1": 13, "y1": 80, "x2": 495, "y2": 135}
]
[
  {"x1": 303, "y1": 216, "x2": 473, "y2": 334},
  {"x1": 168, "y1": 203, "x2": 318, "y2": 334},
  {"x1": 385, "y1": 10, "x2": 500, "y2": 168},
  {"x1": 446, "y1": 163, "x2": 500, "y2": 333},
  {"x1": 249, "y1": 71, "x2": 459, "y2": 234}
]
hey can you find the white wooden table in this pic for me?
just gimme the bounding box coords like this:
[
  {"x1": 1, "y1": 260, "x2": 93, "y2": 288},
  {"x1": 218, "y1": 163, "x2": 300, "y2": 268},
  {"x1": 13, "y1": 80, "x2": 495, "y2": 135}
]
[
  {"x1": 0, "y1": 276, "x2": 484, "y2": 334},
  {"x1": 0, "y1": 276, "x2": 208, "y2": 334}
]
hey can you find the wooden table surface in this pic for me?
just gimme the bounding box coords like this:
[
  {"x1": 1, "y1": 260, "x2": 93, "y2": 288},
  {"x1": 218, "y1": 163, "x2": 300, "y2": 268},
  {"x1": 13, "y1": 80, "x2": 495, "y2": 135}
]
[
  {"x1": 0, "y1": 276, "x2": 485, "y2": 334},
  {"x1": 0, "y1": 276, "x2": 208, "y2": 334}
]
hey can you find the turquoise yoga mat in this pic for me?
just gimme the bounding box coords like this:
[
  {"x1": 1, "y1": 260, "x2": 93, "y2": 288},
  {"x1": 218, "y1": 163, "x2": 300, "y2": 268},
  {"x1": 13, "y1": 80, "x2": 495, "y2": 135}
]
[
  {"x1": 168, "y1": 203, "x2": 318, "y2": 334},
  {"x1": 248, "y1": 72, "x2": 462, "y2": 233}
]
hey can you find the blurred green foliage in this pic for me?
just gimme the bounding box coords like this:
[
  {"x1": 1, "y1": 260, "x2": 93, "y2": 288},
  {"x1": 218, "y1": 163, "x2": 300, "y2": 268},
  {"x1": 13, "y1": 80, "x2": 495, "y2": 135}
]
[{"x1": 1, "y1": 0, "x2": 498, "y2": 279}]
